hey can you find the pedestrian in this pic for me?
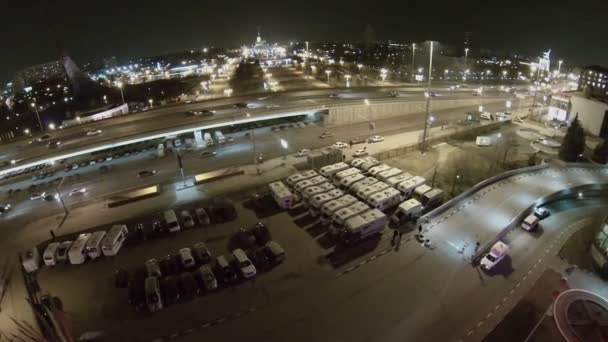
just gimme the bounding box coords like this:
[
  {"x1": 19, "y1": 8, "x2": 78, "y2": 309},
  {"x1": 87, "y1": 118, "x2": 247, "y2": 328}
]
[
  {"x1": 417, "y1": 225, "x2": 422, "y2": 236},
  {"x1": 49, "y1": 230, "x2": 56, "y2": 240},
  {"x1": 395, "y1": 232, "x2": 402, "y2": 252},
  {"x1": 391, "y1": 229, "x2": 398, "y2": 245}
]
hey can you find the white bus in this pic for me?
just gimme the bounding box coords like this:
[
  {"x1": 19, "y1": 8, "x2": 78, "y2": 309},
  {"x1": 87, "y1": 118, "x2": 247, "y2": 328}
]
[
  {"x1": 68, "y1": 233, "x2": 91, "y2": 265},
  {"x1": 301, "y1": 183, "x2": 336, "y2": 207},
  {"x1": 286, "y1": 170, "x2": 318, "y2": 187},
  {"x1": 329, "y1": 201, "x2": 370, "y2": 235},
  {"x1": 355, "y1": 181, "x2": 390, "y2": 202},
  {"x1": 350, "y1": 176, "x2": 380, "y2": 194},
  {"x1": 269, "y1": 181, "x2": 295, "y2": 209},
  {"x1": 368, "y1": 164, "x2": 391, "y2": 177},
  {"x1": 351, "y1": 156, "x2": 378, "y2": 169},
  {"x1": 319, "y1": 194, "x2": 358, "y2": 225},
  {"x1": 396, "y1": 176, "x2": 426, "y2": 198},
  {"x1": 294, "y1": 175, "x2": 327, "y2": 193},
  {"x1": 214, "y1": 131, "x2": 226, "y2": 144},
  {"x1": 376, "y1": 168, "x2": 403, "y2": 182},
  {"x1": 390, "y1": 198, "x2": 423, "y2": 226},
  {"x1": 359, "y1": 158, "x2": 381, "y2": 172},
  {"x1": 332, "y1": 167, "x2": 361, "y2": 185},
  {"x1": 85, "y1": 231, "x2": 107, "y2": 260},
  {"x1": 367, "y1": 188, "x2": 403, "y2": 212},
  {"x1": 319, "y1": 162, "x2": 349, "y2": 178},
  {"x1": 308, "y1": 189, "x2": 344, "y2": 217},
  {"x1": 43, "y1": 242, "x2": 61, "y2": 267},
  {"x1": 338, "y1": 173, "x2": 365, "y2": 191},
  {"x1": 204, "y1": 132, "x2": 214, "y2": 147},
  {"x1": 101, "y1": 224, "x2": 128, "y2": 257},
  {"x1": 422, "y1": 189, "x2": 444, "y2": 210},
  {"x1": 342, "y1": 209, "x2": 388, "y2": 244},
  {"x1": 163, "y1": 210, "x2": 181, "y2": 233},
  {"x1": 386, "y1": 173, "x2": 413, "y2": 187},
  {"x1": 414, "y1": 184, "x2": 433, "y2": 201}
]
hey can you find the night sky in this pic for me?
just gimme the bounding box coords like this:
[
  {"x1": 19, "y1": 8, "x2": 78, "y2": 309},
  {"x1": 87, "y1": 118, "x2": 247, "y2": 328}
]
[{"x1": 1, "y1": 0, "x2": 606, "y2": 81}]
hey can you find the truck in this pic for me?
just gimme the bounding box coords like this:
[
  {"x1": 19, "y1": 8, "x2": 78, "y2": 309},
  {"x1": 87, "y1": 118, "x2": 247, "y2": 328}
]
[
  {"x1": 480, "y1": 241, "x2": 510, "y2": 271},
  {"x1": 338, "y1": 173, "x2": 365, "y2": 191},
  {"x1": 301, "y1": 183, "x2": 335, "y2": 208},
  {"x1": 351, "y1": 156, "x2": 378, "y2": 169},
  {"x1": 203, "y1": 132, "x2": 214, "y2": 147},
  {"x1": 329, "y1": 201, "x2": 370, "y2": 235},
  {"x1": 214, "y1": 131, "x2": 226, "y2": 144},
  {"x1": 355, "y1": 181, "x2": 390, "y2": 202},
  {"x1": 366, "y1": 187, "x2": 403, "y2": 212},
  {"x1": 413, "y1": 184, "x2": 433, "y2": 202},
  {"x1": 269, "y1": 181, "x2": 295, "y2": 209},
  {"x1": 376, "y1": 168, "x2": 403, "y2": 182},
  {"x1": 421, "y1": 188, "x2": 444, "y2": 211},
  {"x1": 350, "y1": 176, "x2": 380, "y2": 194},
  {"x1": 319, "y1": 195, "x2": 358, "y2": 225},
  {"x1": 390, "y1": 198, "x2": 423, "y2": 226},
  {"x1": 396, "y1": 176, "x2": 426, "y2": 198},
  {"x1": 386, "y1": 173, "x2": 413, "y2": 187},
  {"x1": 341, "y1": 209, "x2": 388, "y2": 244},
  {"x1": 308, "y1": 189, "x2": 344, "y2": 217},
  {"x1": 332, "y1": 167, "x2": 361, "y2": 185},
  {"x1": 368, "y1": 164, "x2": 391, "y2": 177},
  {"x1": 286, "y1": 170, "x2": 319, "y2": 187},
  {"x1": 294, "y1": 175, "x2": 328, "y2": 193},
  {"x1": 319, "y1": 162, "x2": 350, "y2": 178}
]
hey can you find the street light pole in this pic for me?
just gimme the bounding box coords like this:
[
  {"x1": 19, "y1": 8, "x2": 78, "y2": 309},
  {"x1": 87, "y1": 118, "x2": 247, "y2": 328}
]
[
  {"x1": 30, "y1": 103, "x2": 43, "y2": 132},
  {"x1": 117, "y1": 82, "x2": 125, "y2": 105},
  {"x1": 421, "y1": 41, "x2": 434, "y2": 154},
  {"x1": 411, "y1": 43, "x2": 416, "y2": 83}
]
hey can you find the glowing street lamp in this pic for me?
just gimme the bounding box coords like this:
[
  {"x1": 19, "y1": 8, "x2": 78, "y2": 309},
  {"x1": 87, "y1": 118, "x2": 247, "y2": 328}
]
[
  {"x1": 357, "y1": 64, "x2": 363, "y2": 71},
  {"x1": 224, "y1": 88, "x2": 233, "y2": 96},
  {"x1": 364, "y1": 98, "x2": 370, "y2": 105},
  {"x1": 344, "y1": 74, "x2": 351, "y2": 88},
  {"x1": 380, "y1": 68, "x2": 388, "y2": 83},
  {"x1": 502, "y1": 70, "x2": 507, "y2": 78},
  {"x1": 339, "y1": 59, "x2": 344, "y2": 67},
  {"x1": 30, "y1": 102, "x2": 43, "y2": 132},
  {"x1": 24, "y1": 128, "x2": 30, "y2": 135},
  {"x1": 506, "y1": 100, "x2": 512, "y2": 109},
  {"x1": 148, "y1": 99, "x2": 154, "y2": 108},
  {"x1": 116, "y1": 81, "x2": 125, "y2": 104},
  {"x1": 48, "y1": 123, "x2": 56, "y2": 130},
  {"x1": 558, "y1": 60, "x2": 563, "y2": 75},
  {"x1": 478, "y1": 105, "x2": 484, "y2": 112},
  {"x1": 325, "y1": 70, "x2": 331, "y2": 83}
]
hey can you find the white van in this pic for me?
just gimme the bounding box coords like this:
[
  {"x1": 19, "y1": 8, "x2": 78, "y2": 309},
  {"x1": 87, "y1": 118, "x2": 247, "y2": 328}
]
[
  {"x1": 356, "y1": 181, "x2": 390, "y2": 201},
  {"x1": 386, "y1": 173, "x2": 413, "y2": 187},
  {"x1": 301, "y1": 183, "x2": 335, "y2": 207},
  {"x1": 286, "y1": 170, "x2": 318, "y2": 187},
  {"x1": 294, "y1": 175, "x2": 328, "y2": 193},
  {"x1": 396, "y1": 176, "x2": 426, "y2": 198},
  {"x1": 145, "y1": 276, "x2": 163, "y2": 312},
  {"x1": 232, "y1": 248, "x2": 256, "y2": 278},
  {"x1": 85, "y1": 231, "x2": 107, "y2": 260},
  {"x1": 101, "y1": 224, "x2": 128, "y2": 257},
  {"x1": 332, "y1": 168, "x2": 361, "y2": 185},
  {"x1": 480, "y1": 241, "x2": 510, "y2": 270},
  {"x1": 308, "y1": 189, "x2": 344, "y2": 217},
  {"x1": 164, "y1": 210, "x2": 181, "y2": 233},
  {"x1": 338, "y1": 173, "x2": 365, "y2": 191},
  {"x1": 350, "y1": 176, "x2": 379, "y2": 194},
  {"x1": 43, "y1": 242, "x2": 61, "y2": 267},
  {"x1": 342, "y1": 209, "x2": 388, "y2": 243},
  {"x1": 319, "y1": 195, "x2": 358, "y2": 225},
  {"x1": 367, "y1": 188, "x2": 403, "y2": 211},
  {"x1": 422, "y1": 188, "x2": 444, "y2": 209},
  {"x1": 376, "y1": 168, "x2": 403, "y2": 182},
  {"x1": 390, "y1": 198, "x2": 423, "y2": 226},
  {"x1": 269, "y1": 181, "x2": 295, "y2": 209},
  {"x1": 521, "y1": 214, "x2": 539, "y2": 232},
  {"x1": 329, "y1": 201, "x2": 370, "y2": 235},
  {"x1": 203, "y1": 132, "x2": 214, "y2": 147},
  {"x1": 359, "y1": 158, "x2": 381, "y2": 172},
  {"x1": 319, "y1": 162, "x2": 349, "y2": 178},
  {"x1": 214, "y1": 131, "x2": 226, "y2": 144},
  {"x1": 368, "y1": 164, "x2": 391, "y2": 177},
  {"x1": 413, "y1": 184, "x2": 433, "y2": 201},
  {"x1": 68, "y1": 233, "x2": 91, "y2": 265},
  {"x1": 22, "y1": 247, "x2": 41, "y2": 273}
]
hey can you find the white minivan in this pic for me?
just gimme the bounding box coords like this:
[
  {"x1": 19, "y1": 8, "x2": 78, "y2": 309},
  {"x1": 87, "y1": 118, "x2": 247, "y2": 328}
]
[
  {"x1": 85, "y1": 231, "x2": 107, "y2": 260},
  {"x1": 43, "y1": 242, "x2": 61, "y2": 266},
  {"x1": 232, "y1": 248, "x2": 256, "y2": 279},
  {"x1": 521, "y1": 214, "x2": 539, "y2": 232},
  {"x1": 101, "y1": 224, "x2": 128, "y2": 257},
  {"x1": 68, "y1": 233, "x2": 91, "y2": 265},
  {"x1": 164, "y1": 210, "x2": 181, "y2": 233}
]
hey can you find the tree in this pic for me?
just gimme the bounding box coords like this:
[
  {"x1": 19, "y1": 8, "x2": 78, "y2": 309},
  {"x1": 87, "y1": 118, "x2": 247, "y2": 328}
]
[
  {"x1": 493, "y1": 129, "x2": 519, "y2": 170},
  {"x1": 558, "y1": 114, "x2": 586, "y2": 162},
  {"x1": 592, "y1": 139, "x2": 608, "y2": 164}
]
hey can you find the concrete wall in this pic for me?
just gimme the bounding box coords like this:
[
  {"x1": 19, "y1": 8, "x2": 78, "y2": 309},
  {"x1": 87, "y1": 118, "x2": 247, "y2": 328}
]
[
  {"x1": 570, "y1": 95, "x2": 608, "y2": 136},
  {"x1": 326, "y1": 97, "x2": 508, "y2": 125},
  {"x1": 62, "y1": 103, "x2": 130, "y2": 127}
]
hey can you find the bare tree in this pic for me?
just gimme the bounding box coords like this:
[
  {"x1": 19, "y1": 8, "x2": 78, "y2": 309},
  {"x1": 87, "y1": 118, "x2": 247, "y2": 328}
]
[{"x1": 493, "y1": 129, "x2": 519, "y2": 171}]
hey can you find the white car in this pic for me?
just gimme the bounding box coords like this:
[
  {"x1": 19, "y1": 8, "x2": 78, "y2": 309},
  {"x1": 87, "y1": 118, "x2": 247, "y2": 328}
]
[
  {"x1": 368, "y1": 135, "x2": 384, "y2": 143},
  {"x1": 179, "y1": 248, "x2": 196, "y2": 269},
  {"x1": 332, "y1": 142, "x2": 348, "y2": 149},
  {"x1": 86, "y1": 129, "x2": 103, "y2": 136},
  {"x1": 69, "y1": 187, "x2": 87, "y2": 196},
  {"x1": 480, "y1": 241, "x2": 509, "y2": 271},
  {"x1": 295, "y1": 149, "x2": 310, "y2": 157},
  {"x1": 353, "y1": 149, "x2": 369, "y2": 157},
  {"x1": 30, "y1": 192, "x2": 47, "y2": 201},
  {"x1": 56, "y1": 241, "x2": 73, "y2": 263},
  {"x1": 319, "y1": 132, "x2": 333, "y2": 139},
  {"x1": 232, "y1": 248, "x2": 256, "y2": 278}
]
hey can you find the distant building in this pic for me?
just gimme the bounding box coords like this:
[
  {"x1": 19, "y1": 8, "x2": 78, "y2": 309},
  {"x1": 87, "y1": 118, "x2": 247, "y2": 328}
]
[
  {"x1": 578, "y1": 65, "x2": 608, "y2": 98},
  {"x1": 590, "y1": 216, "x2": 608, "y2": 277},
  {"x1": 12, "y1": 60, "x2": 64, "y2": 92},
  {"x1": 549, "y1": 91, "x2": 608, "y2": 138}
]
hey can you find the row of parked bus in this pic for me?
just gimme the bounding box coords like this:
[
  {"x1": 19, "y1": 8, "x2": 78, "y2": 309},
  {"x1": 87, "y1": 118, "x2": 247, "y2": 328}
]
[{"x1": 268, "y1": 157, "x2": 445, "y2": 244}]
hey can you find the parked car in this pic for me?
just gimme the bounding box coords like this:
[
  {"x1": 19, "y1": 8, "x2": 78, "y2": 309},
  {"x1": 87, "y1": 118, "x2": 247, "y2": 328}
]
[
  {"x1": 232, "y1": 248, "x2": 256, "y2": 279},
  {"x1": 192, "y1": 242, "x2": 212, "y2": 264},
  {"x1": 194, "y1": 264, "x2": 218, "y2": 291},
  {"x1": 159, "y1": 255, "x2": 180, "y2": 276},
  {"x1": 332, "y1": 142, "x2": 348, "y2": 149},
  {"x1": 236, "y1": 228, "x2": 257, "y2": 248},
  {"x1": 179, "y1": 248, "x2": 196, "y2": 269},
  {"x1": 234, "y1": 102, "x2": 249, "y2": 108},
  {"x1": 195, "y1": 208, "x2": 210, "y2": 226},
  {"x1": 215, "y1": 255, "x2": 237, "y2": 284},
  {"x1": 319, "y1": 132, "x2": 333, "y2": 139},
  {"x1": 160, "y1": 277, "x2": 180, "y2": 306},
  {"x1": 295, "y1": 149, "x2": 310, "y2": 157},
  {"x1": 534, "y1": 207, "x2": 550, "y2": 220},
  {"x1": 207, "y1": 198, "x2": 237, "y2": 223},
  {"x1": 177, "y1": 273, "x2": 199, "y2": 301},
  {"x1": 145, "y1": 258, "x2": 162, "y2": 278},
  {"x1": 180, "y1": 210, "x2": 195, "y2": 229},
  {"x1": 56, "y1": 241, "x2": 73, "y2": 263},
  {"x1": 251, "y1": 222, "x2": 271, "y2": 245},
  {"x1": 128, "y1": 280, "x2": 146, "y2": 311},
  {"x1": 263, "y1": 241, "x2": 286, "y2": 265},
  {"x1": 353, "y1": 148, "x2": 369, "y2": 157},
  {"x1": 250, "y1": 248, "x2": 272, "y2": 272}
]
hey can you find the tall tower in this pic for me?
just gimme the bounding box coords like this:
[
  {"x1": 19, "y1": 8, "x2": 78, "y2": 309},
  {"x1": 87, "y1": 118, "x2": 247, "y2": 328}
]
[
  {"x1": 464, "y1": 32, "x2": 472, "y2": 52},
  {"x1": 61, "y1": 53, "x2": 94, "y2": 97}
]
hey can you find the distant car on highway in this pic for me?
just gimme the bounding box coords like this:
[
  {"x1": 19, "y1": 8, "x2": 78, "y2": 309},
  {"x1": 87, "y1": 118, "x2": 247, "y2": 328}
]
[
  {"x1": 332, "y1": 142, "x2": 348, "y2": 149},
  {"x1": 349, "y1": 137, "x2": 366, "y2": 145},
  {"x1": 353, "y1": 148, "x2": 369, "y2": 157},
  {"x1": 0, "y1": 204, "x2": 11, "y2": 216},
  {"x1": 234, "y1": 102, "x2": 249, "y2": 109},
  {"x1": 44, "y1": 194, "x2": 56, "y2": 202},
  {"x1": 534, "y1": 207, "x2": 550, "y2": 220},
  {"x1": 86, "y1": 129, "x2": 103, "y2": 136},
  {"x1": 34, "y1": 134, "x2": 52, "y2": 143},
  {"x1": 319, "y1": 132, "x2": 333, "y2": 139},
  {"x1": 30, "y1": 192, "x2": 47, "y2": 201},
  {"x1": 138, "y1": 170, "x2": 157, "y2": 178},
  {"x1": 200, "y1": 151, "x2": 216, "y2": 158},
  {"x1": 188, "y1": 109, "x2": 216, "y2": 117},
  {"x1": 47, "y1": 141, "x2": 62, "y2": 149},
  {"x1": 387, "y1": 90, "x2": 399, "y2": 97},
  {"x1": 294, "y1": 149, "x2": 310, "y2": 157},
  {"x1": 368, "y1": 135, "x2": 384, "y2": 143},
  {"x1": 69, "y1": 187, "x2": 87, "y2": 196},
  {"x1": 328, "y1": 93, "x2": 340, "y2": 99}
]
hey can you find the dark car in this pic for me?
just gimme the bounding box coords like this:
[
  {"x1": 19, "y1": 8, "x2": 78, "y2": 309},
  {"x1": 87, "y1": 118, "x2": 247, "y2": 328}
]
[
  {"x1": 201, "y1": 151, "x2": 216, "y2": 158},
  {"x1": 160, "y1": 277, "x2": 180, "y2": 306},
  {"x1": 214, "y1": 255, "x2": 238, "y2": 284},
  {"x1": 263, "y1": 241, "x2": 286, "y2": 265},
  {"x1": 250, "y1": 248, "x2": 272, "y2": 272},
  {"x1": 127, "y1": 282, "x2": 146, "y2": 311},
  {"x1": 43, "y1": 194, "x2": 56, "y2": 202},
  {"x1": 137, "y1": 170, "x2": 157, "y2": 178},
  {"x1": 349, "y1": 137, "x2": 366, "y2": 145},
  {"x1": 207, "y1": 198, "x2": 237, "y2": 223},
  {"x1": 79, "y1": 161, "x2": 88, "y2": 168},
  {"x1": 251, "y1": 222, "x2": 271, "y2": 245},
  {"x1": 236, "y1": 228, "x2": 257, "y2": 248},
  {"x1": 234, "y1": 102, "x2": 248, "y2": 108},
  {"x1": 177, "y1": 273, "x2": 199, "y2": 301},
  {"x1": 160, "y1": 254, "x2": 181, "y2": 276},
  {"x1": 115, "y1": 268, "x2": 129, "y2": 288}
]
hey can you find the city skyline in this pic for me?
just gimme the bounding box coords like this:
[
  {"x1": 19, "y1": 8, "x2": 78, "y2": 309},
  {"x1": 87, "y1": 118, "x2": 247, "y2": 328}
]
[{"x1": 0, "y1": 0, "x2": 607, "y2": 81}]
